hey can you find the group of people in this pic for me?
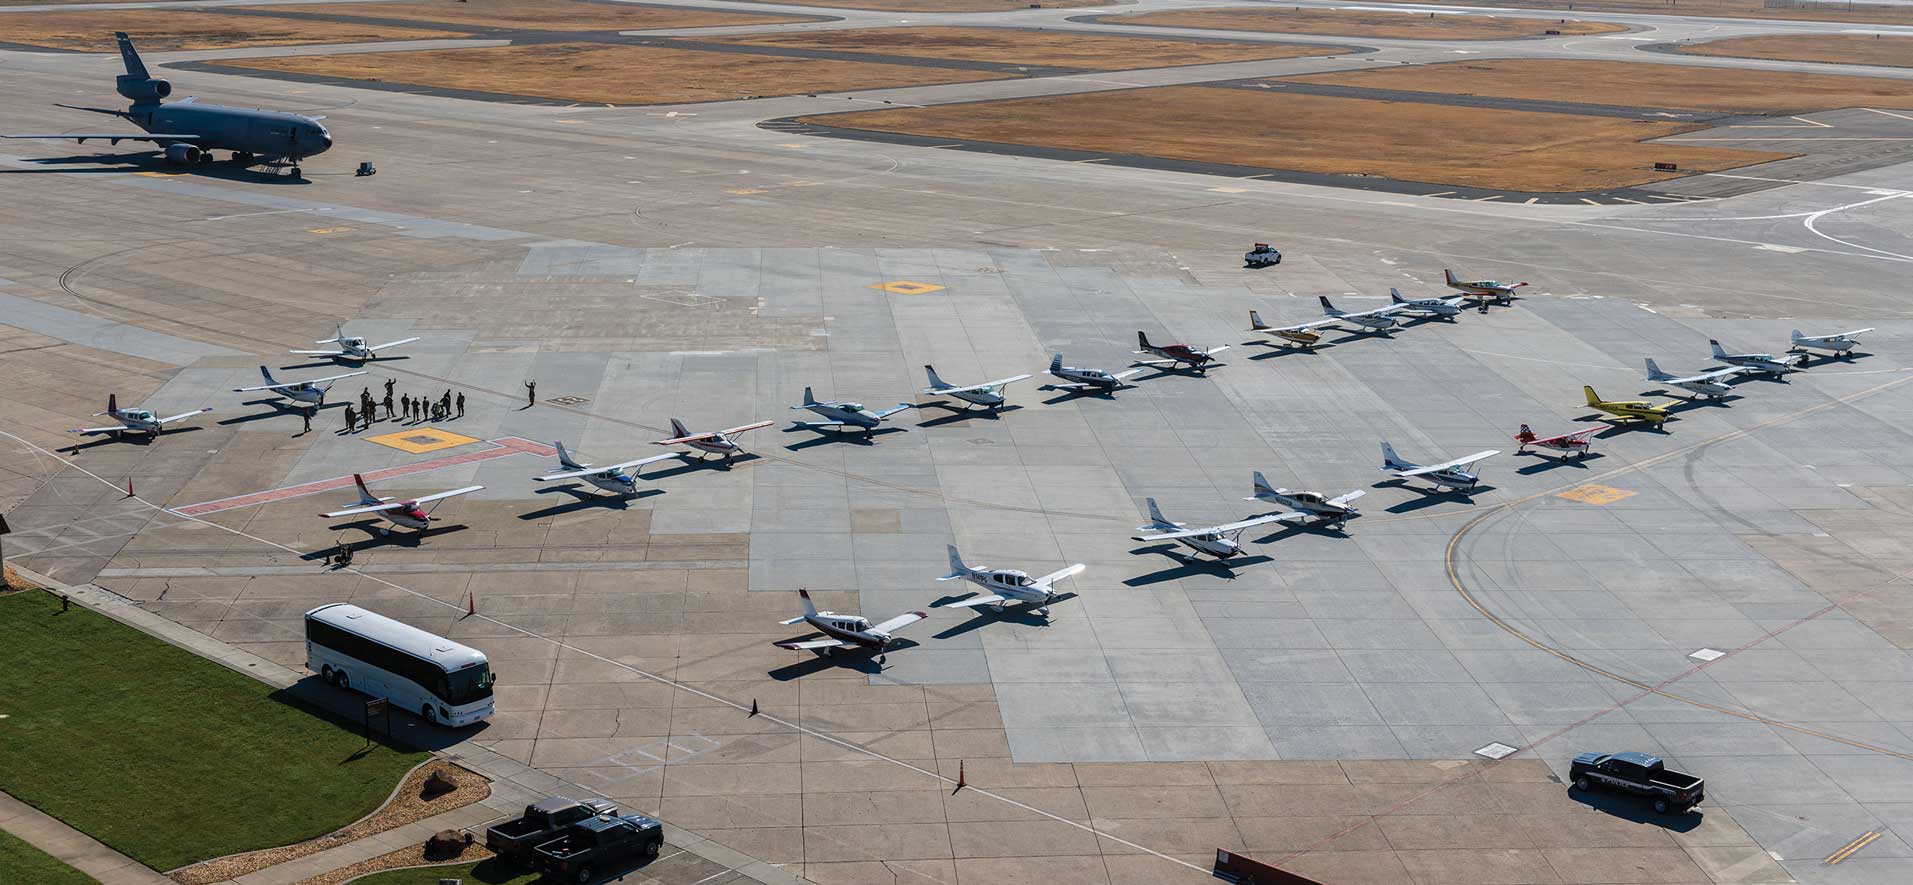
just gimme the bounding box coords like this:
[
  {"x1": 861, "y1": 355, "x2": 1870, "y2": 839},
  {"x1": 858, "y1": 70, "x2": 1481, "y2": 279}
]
[{"x1": 338, "y1": 378, "x2": 466, "y2": 434}]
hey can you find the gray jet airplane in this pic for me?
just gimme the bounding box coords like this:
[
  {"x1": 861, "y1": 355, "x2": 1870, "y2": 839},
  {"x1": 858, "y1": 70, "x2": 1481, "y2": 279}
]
[{"x1": 3, "y1": 33, "x2": 332, "y2": 177}]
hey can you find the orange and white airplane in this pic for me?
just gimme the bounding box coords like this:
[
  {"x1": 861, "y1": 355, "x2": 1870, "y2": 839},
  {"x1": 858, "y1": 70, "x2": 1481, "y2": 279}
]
[
  {"x1": 1514, "y1": 424, "x2": 1598, "y2": 460},
  {"x1": 653, "y1": 418, "x2": 773, "y2": 462},
  {"x1": 1444, "y1": 269, "x2": 1527, "y2": 303},
  {"x1": 320, "y1": 474, "x2": 481, "y2": 534}
]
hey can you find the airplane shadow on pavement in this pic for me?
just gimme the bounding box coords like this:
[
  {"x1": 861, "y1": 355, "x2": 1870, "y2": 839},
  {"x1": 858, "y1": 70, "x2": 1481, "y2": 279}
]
[
  {"x1": 1514, "y1": 451, "x2": 1606, "y2": 475},
  {"x1": 1581, "y1": 419, "x2": 1671, "y2": 438},
  {"x1": 781, "y1": 426, "x2": 907, "y2": 450},
  {"x1": 1123, "y1": 548, "x2": 1272, "y2": 584},
  {"x1": 306, "y1": 519, "x2": 469, "y2": 550},
  {"x1": 1244, "y1": 344, "x2": 1329, "y2": 361},
  {"x1": 929, "y1": 592, "x2": 1077, "y2": 640},
  {"x1": 217, "y1": 400, "x2": 337, "y2": 427},
  {"x1": 1, "y1": 153, "x2": 312, "y2": 184},
  {"x1": 516, "y1": 485, "x2": 661, "y2": 520},
  {"x1": 767, "y1": 638, "x2": 921, "y2": 680},
  {"x1": 1037, "y1": 386, "x2": 1134, "y2": 405},
  {"x1": 914, "y1": 404, "x2": 1021, "y2": 428},
  {"x1": 66, "y1": 425, "x2": 201, "y2": 454},
  {"x1": 644, "y1": 453, "x2": 761, "y2": 478},
  {"x1": 1378, "y1": 482, "x2": 1494, "y2": 514}
]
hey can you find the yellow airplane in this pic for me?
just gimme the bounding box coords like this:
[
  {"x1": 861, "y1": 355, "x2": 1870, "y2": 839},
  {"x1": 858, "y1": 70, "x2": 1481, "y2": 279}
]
[{"x1": 1583, "y1": 386, "x2": 1670, "y2": 426}]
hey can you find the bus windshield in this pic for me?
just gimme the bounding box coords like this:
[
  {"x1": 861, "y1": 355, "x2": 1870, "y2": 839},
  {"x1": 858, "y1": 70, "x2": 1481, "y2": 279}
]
[{"x1": 442, "y1": 664, "x2": 494, "y2": 706}]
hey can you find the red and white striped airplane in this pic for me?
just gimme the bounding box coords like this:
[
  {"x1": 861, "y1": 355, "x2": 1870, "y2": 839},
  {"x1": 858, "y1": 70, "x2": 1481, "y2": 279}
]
[
  {"x1": 320, "y1": 474, "x2": 481, "y2": 534},
  {"x1": 1514, "y1": 424, "x2": 1598, "y2": 460}
]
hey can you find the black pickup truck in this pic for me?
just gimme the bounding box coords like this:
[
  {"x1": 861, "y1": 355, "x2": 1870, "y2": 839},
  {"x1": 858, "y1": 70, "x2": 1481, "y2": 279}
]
[
  {"x1": 1570, "y1": 752, "x2": 1704, "y2": 814},
  {"x1": 485, "y1": 797, "x2": 618, "y2": 863},
  {"x1": 535, "y1": 813, "x2": 664, "y2": 883}
]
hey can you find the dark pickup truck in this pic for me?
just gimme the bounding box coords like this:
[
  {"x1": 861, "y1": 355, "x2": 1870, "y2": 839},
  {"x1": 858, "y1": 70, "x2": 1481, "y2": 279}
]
[
  {"x1": 1570, "y1": 752, "x2": 1704, "y2": 814},
  {"x1": 535, "y1": 813, "x2": 664, "y2": 883},
  {"x1": 485, "y1": 797, "x2": 617, "y2": 863}
]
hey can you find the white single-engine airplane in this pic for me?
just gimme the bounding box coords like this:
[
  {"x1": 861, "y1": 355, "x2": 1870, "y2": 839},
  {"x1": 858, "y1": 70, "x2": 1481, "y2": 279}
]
[
  {"x1": 1444, "y1": 269, "x2": 1527, "y2": 303},
  {"x1": 1514, "y1": 424, "x2": 1597, "y2": 460},
  {"x1": 1317, "y1": 296, "x2": 1399, "y2": 332},
  {"x1": 1133, "y1": 498, "x2": 1284, "y2": 561},
  {"x1": 69, "y1": 394, "x2": 212, "y2": 438},
  {"x1": 232, "y1": 365, "x2": 366, "y2": 406},
  {"x1": 775, "y1": 588, "x2": 926, "y2": 655},
  {"x1": 790, "y1": 387, "x2": 911, "y2": 433},
  {"x1": 533, "y1": 441, "x2": 680, "y2": 498},
  {"x1": 291, "y1": 324, "x2": 421, "y2": 362},
  {"x1": 1380, "y1": 441, "x2": 1499, "y2": 492},
  {"x1": 1709, "y1": 339, "x2": 1802, "y2": 376},
  {"x1": 1644, "y1": 358, "x2": 1740, "y2": 400},
  {"x1": 936, "y1": 545, "x2": 1084, "y2": 618},
  {"x1": 1042, "y1": 354, "x2": 1143, "y2": 393},
  {"x1": 921, "y1": 365, "x2": 1032, "y2": 411},
  {"x1": 653, "y1": 417, "x2": 774, "y2": 461},
  {"x1": 1247, "y1": 309, "x2": 1332, "y2": 350},
  {"x1": 320, "y1": 474, "x2": 481, "y2": 535},
  {"x1": 1790, "y1": 327, "x2": 1873, "y2": 358},
  {"x1": 1389, "y1": 288, "x2": 1466, "y2": 319},
  {"x1": 1245, "y1": 472, "x2": 1364, "y2": 529},
  {"x1": 1133, "y1": 332, "x2": 1228, "y2": 373}
]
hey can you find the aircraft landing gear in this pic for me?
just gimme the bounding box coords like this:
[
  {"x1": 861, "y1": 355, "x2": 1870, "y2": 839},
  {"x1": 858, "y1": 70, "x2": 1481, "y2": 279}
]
[
  {"x1": 289, "y1": 166, "x2": 302, "y2": 178},
  {"x1": 233, "y1": 151, "x2": 253, "y2": 164},
  {"x1": 990, "y1": 602, "x2": 1006, "y2": 613},
  {"x1": 1036, "y1": 606, "x2": 1051, "y2": 618}
]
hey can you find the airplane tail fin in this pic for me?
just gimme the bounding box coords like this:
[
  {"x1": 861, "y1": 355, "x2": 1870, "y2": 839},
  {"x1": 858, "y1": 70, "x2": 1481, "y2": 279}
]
[
  {"x1": 1137, "y1": 331, "x2": 1151, "y2": 351},
  {"x1": 258, "y1": 365, "x2": 279, "y2": 387},
  {"x1": 1145, "y1": 497, "x2": 1173, "y2": 529},
  {"x1": 1251, "y1": 470, "x2": 1276, "y2": 500},
  {"x1": 353, "y1": 473, "x2": 378, "y2": 505},
  {"x1": 1644, "y1": 358, "x2": 1667, "y2": 380},
  {"x1": 1380, "y1": 440, "x2": 1409, "y2": 471},
  {"x1": 556, "y1": 440, "x2": 584, "y2": 470},
  {"x1": 1584, "y1": 385, "x2": 1603, "y2": 406},
  {"x1": 108, "y1": 393, "x2": 118, "y2": 414},
  {"x1": 1790, "y1": 329, "x2": 1806, "y2": 343},
  {"x1": 1444, "y1": 269, "x2": 1459, "y2": 286},
  {"x1": 1390, "y1": 288, "x2": 1405, "y2": 304},
  {"x1": 801, "y1": 386, "x2": 817, "y2": 406},
  {"x1": 941, "y1": 544, "x2": 968, "y2": 580},
  {"x1": 1709, "y1": 339, "x2": 1728, "y2": 359},
  {"x1": 924, "y1": 364, "x2": 950, "y2": 390},
  {"x1": 1049, "y1": 354, "x2": 1063, "y2": 375},
  {"x1": 1318, "y1": 296, "x2": 1342, "y2": 316},
  {"x1": 798, "y1": 588, "x2": 818, "y2": 617},
  {"x1": 115, "y1": 32, "x2": 150, "y2": 80},
  {"x1": 1249, "y1": 309, "x2": 1267, "y2": 331},
  {"x1": 669, "y1": 417, "x2": 690, "y2": 439}
]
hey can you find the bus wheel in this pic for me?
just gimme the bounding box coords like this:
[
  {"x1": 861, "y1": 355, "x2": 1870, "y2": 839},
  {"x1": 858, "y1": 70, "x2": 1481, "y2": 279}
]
[
  {"x1": 337, "y1": 672, "x2": 349, "y2": 691},
  {"x1": 422, "y1": 704, "x2": 437, "y2": 725},
  {"x1": 321, "y1": 666, "x2": 336, "y2": 685}
]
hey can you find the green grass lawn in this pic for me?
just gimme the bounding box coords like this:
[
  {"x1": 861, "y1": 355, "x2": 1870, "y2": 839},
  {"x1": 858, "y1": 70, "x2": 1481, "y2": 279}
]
[
  {"x1": 0, "y1": 590, "x2": 426, "y2": 871},
  {"x1": 349, "y1": 857, "x2": 539, "y2": 885},
  {"x1": 0, "y1": 829, "x2": 96, "y2": 885}
]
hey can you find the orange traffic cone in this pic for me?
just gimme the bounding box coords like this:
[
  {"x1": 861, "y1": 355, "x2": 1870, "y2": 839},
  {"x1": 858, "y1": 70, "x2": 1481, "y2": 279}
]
[
  {"x1": 953, "y1": 760, "x2": 966, "y2": 794},
  {"x1": 125, "y1": 478, "x2": 135, "y2": 498}
]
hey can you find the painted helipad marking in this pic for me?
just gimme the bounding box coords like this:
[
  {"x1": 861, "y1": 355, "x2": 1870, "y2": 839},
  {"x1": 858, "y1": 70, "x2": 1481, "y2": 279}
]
[
  {"x1": 170, "y1": 437, "x2": 554, "y2": 518},
  {"x1": 1689, "y1": 648, "x2": 1726, "y2": 662},
  {"x1": 1474, "y1": 742, "x2": 1519, "y2": 760},
  {"x1": 1557, "y1": 484, "x2": 1634, "y2": 505},
  {"x1": 869, "y1": 280, "x2": 945, "y2": 295},
  {"x1": 366, "y1": 427, "x2": 480, "y2": 454}
]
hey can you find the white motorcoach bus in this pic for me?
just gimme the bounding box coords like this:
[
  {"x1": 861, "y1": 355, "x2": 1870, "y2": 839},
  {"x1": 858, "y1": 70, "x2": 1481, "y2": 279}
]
[{"x1": 304, "y1": 603, "x2": 495, "y2": 726}]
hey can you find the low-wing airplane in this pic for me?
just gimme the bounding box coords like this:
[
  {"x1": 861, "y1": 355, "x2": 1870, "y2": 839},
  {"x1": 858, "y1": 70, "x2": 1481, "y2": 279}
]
[
  {"x1": 1583, "y1": 386, "x2": 1670, "y2": 426},
  {"x1": 319, "y1": 474, "x2": 481, "y2": 534},
  {"x1": 1247, "y1": 309, "x2": 1332, "y2": 350},
  {"x1": 231, "y1": 365, "x2": 366, "y2": 406},
  {"x1": 1444, "y1": 269, "x2": 1527, "y2": 303},
  {"x1": 774, "y1": 588, "x2": 926, "y2": 655},
  {"x1": 1245, "y1": 472, "x2": 1364, "y2": 529},
  {"x1": 1042, "y1": 354, "x2": 1143, "y2": 393},
  {"x1": 1709, "y1": 339, "x2": 1802, "y2": 376},
  {"x1": 1514, "y1": 423, "x2": 1597, "y2": 459},
  {"x1": 653, "y1": 417, "x2": 774, "y2": 461},
  {"x1": 68, "y1": 394, "x2": 211, "y2": 438},
  {"x1": 936, "y1": 545, "x2": 1084, "y2": 618},
  {"x1": 921, "y1": 365, "x2": 1031, "y2": 411},
  {"x1": 1132, "y1": 498, "x2": 1284, "y2": 561},
  {"x1": 1317, "y1": 296, "x2": 1399, "y2": 332},
  {"x1": 1790, "y1": 327, "x2": 1873, "y2": 357},
  {"x1": 790, "y1": 387, "x2": 911, "y2": 433},
  {"x1": 533, "y1": 441, "x2": 680, "y2": 498},
  {"x1": 1644, "y1": 358, "x2": 1739, "y2": 400},
  {"x1": 291, "y1": 324, "x2": 421, "y2": 363},
  {"x1": 1133, "y1": 332, "x2": 1228, "y2": 373},
  {"x1": 1389, "y1": 288, "x2": 1465, "y2": 319},
  {"x1": 1379, "y1": 441, "x2": 1499, "y2": 491}
]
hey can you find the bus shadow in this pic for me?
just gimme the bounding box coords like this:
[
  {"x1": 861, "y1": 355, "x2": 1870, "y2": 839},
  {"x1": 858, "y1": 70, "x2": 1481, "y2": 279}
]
[{"x1": 271, "y1": 675, "x2": 487, "y2": 754}]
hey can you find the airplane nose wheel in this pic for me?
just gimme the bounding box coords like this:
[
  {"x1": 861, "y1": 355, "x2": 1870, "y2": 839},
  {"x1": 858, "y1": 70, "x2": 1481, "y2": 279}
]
[{"x1": 1037, "y1": 607, "x2": 1051, "y2": 618}]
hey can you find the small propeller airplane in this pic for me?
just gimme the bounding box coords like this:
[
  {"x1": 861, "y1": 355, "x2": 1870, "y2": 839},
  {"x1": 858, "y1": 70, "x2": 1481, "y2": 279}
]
[
  {"x1": 68, "y1": 394, "x2": 212, "y2": 438},
  {"x1": 231, "y1": 365, "x2": 367, "y2": 406},
  {"x1": 653, "y1": 418, "x2": 774, "y2": 462},
  {"x1": 1514, "y1": 424, "x2": 1597, "y2": 460},
  {"x1": 1444, "y1": 268, "x2": 1527, "y2": 303},
  {"x1": 1583, "y1": 386, "x2": 1670, "y2": 426},
  {"x1": 1245, "y1": 472, "x2": 1364, "y2": 530},
  {"x1": 1709, "y1": 339, "x2": 1802, "y2": 376},
  {"x1": 533, "y1": 441, "x2": 680, "y2": 498},
  {"x1": 291, "y1": 324, "x2": 421, "y2": 362},
  {"x1": 1247, "y1": 309, "x2": 1329, "y2": 350},
  {"x1": 1790, "y1": 327, "x2": 1873, "y2": 358},
  {"x1": 936, "y1": 545, "x2": 1084, "y2": 618},
  {"x1": 1380, "y1": 441, "x2": 1499, "y2": 492},
  {"x1": 1132, "y1": 498, "x2": 1284, "y2": 561},
  {"x1": 1133, "y1": 332, "x2": 1228, "y2": 373},
  {"x1": 1389, "y1": 288, "x2": 1466, "y2": 319},
  {"x1": 1041, "y1": 354, "x2": 1143, "y2": 393},
  {"x1": 1644, "y1": 358, "x2": 1739, "y2": 400},
  {"x1": 921, "y1": 365, "x2": 1032, "y2": 411},
  {"x1": 790, "y1": 387, "x2": 912, "y2": 433},
  {"x1": 320, "y1": 474, "x2": 481, "y2": 535},
  {"x1": 775, "y1": 588, "x2": 926, "y2": 655},
  {"x1": 1317, "y1": 296, "x2": 1399, "y2": 332}
]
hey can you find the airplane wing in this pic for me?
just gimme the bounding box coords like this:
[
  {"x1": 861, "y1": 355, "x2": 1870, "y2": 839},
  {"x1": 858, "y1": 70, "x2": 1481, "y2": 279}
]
[
  {"x1": 533, "y1": 453, "x2": 682, "y2": 477},
  {"x1": 2, "y1": 133, "x2": 202, "y2": 143},
  {"x1": 870, "y1": 610, "x2": 928, "y2": 634},
  {"x1": 233, "y1": 369, "x2": 364, "y2": 392},
  {"x1": 68, "y1": 425, "x2": 127, "y2": 435},
  {"x1": 1328, "y1": 490, "x2": 1367, "y2": 507},
  {"x1": 941, "y1": 594, "x2": 1010, "y2": 609},
  {"x1": 1211, "y1": 514, "x2": 1287, "y2": 532},
  {"x1": 871, "y1": 404, "x2": 913, "y2": 419},
  {"x1": 795, "y1": 419, "x2": 851, "y2": 428},
  {"x1": 1419, "y1": 450, "x2": 1501, "y2": 473},
  {"x1": 774, "y1": 638, "x2": 850, "y2": 650},
  {"x1": 410, "y1": 485, "x2": 484, "y2": 505},
  {"x1": 653, "y1": 431, "x2": 717, "y2": 445},
  {"x1": 288, "y1": 349, "x2": 348, "y2": 356},
  {"x1": 1199, "y1": 345, "x2": 1231, "y2": 356},
  {"x1": 924, "y1": 374, "x2": 1033, "y2": 395},
  {"x1": 321, "y1": 501, "x2": 407, "y2": 518},
  {"x1": 1109, "y1": 368, "x2": 1145, "y2": 381},
  {"x1": 1838, "y1": 328, "x2": 1876, "y2": 338},
  {"x1": 1263, "y1": 510, "x2": 1311, "y2": 523},
  {"x1": 1278, "y1": 318, "x2": 1341, "y2": 332},
  {"x1": 367, "y1": 336, "x2": 421, "y2": 351},
  {"x1": 720, "y1": 420, "x2": 775, "y2": 436},
  {"x1": 155, "y1": 407, "x2": 214, "y2": 425},
  {"x1": 1032, "y1": 563, "x2": 1087, "y2": 588}
]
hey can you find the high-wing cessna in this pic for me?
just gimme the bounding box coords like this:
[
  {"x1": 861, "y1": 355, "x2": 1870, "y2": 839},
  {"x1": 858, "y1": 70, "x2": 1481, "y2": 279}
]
[
  {"x1": 1389, "y1": 288, "x2": 1465, "y2": 319},
  {"x1": 1644, "y1": 358, "x2": 1740, "y2": 400},
  {"x1": 1583, "y1": 386, "x2": 1669, "y2": 426},
  {"x1": 1245, "y1": 472, "x2": 1364, "y2": 529},
  {"x1": 774, "y1": 589, "x2": 926, "y2": 655},
  {"x1": 936, "y1": 545, "x2": 1085, "y2": 618},
  {"x1": 790, "y1": 388, "x2": 911, "y2": 432},
  {"x1": 231, "y1": 365, "x2": 366, "y2": 406},
  {"x1": 1380, "y1": 441, "x2": 1499, "y2": 492},
  {"x1": 1133, "y1": 332, "x2": 1228, "y2": 373},
  {"x1": 533, "y1": 441, "x2": 680, "y2": 497},
  {"x1": 1709, "y1": 339, "x2": 1802, "y2": 376},
  {"x1": 653, "y1": 418, "x2": 774, "y2": 461},
  {"x1": 1042, "y1": 354, "x2": 1143, "y2": 393},
  {"x1": 1132, "y1": 498, "x2": 1284, "y2": 561},
  {"x1": 1790, "y1": 327, "x2": 1873, "y2": 357},
  {"x1": 1317, "y1": 296, "x2": 1399, "y2": 332},
  {"x1": 1444, "y1": 269, "x2": 1527, "y2": 303},
  {"x1": 319, "y1": 474, "x2": 481, "y2": 534},
  {"x1": 1247, "y1": 310, "x2": 1331, "y2": 350},
  {"x1": 291, "y1": 324, "x2": 421, "y2": 362},
  {"x1": 68, "y1": 394, "x2": 211, "y2": 438},
  {"x1": 921, "y1": 365, "x2": 1032, "y2": 411},
  {"x1": 1514, "y1": 424, "x2": 1597, "y2": 460}
]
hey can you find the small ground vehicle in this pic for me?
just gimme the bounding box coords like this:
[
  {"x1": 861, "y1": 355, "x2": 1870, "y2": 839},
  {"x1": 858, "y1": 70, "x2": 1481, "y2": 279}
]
[
  {"x1": 1570, "y1": 752, "x2": 1704, "y2": 814},
  {"x1": 535, "y1": 813, "x2": 664, "y2": 883},
  {"x1": 486, "y1": 797, "x2": 618, "y2": 863},
  {"x1": 1244, "y1": 243, "x2": 1282, "y2": 267}
]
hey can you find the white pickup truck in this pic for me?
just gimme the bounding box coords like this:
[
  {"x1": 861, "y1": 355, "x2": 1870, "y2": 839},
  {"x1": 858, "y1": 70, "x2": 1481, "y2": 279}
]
[{"x1": 1244, "y1": 243, "x2": 1282, "y2": 267}]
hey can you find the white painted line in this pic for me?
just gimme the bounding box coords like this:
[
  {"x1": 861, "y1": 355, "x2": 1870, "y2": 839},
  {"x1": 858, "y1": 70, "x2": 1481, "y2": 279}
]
[
  {"x1": 1475, "y1": 742, "x2": 1519, "y2": 760},
  {"x1": 1756, "y1": 244, "x2": 1807, "y2": 254},
  {"x1": 1862, "y1": 107, "x2": 1913, "y2": 122},
  {"x1": 1690, "y1": 648, "x2": 1727, "y2": 662}
]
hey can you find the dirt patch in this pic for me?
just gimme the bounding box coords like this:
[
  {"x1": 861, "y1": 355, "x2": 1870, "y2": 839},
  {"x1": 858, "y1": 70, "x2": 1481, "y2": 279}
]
[
  {"x1": 1354, "y1": 0, "x2": 1913, "y2": 27},
  {"x1": 169, "y1": 762, "x2": 489, "y2": 885},
  {"x1": 1108, "y1": 7, "x2": 1627, "y2": 40},
  {"x1": 801, "y1": 85, "x2": 1789, "y2": 192},
  {"x1": 291, "y1": 840, "x2": 492, "y2": 885},
  {"x1": 273, "y1": 0, "x2": 811, "y2": 32},
  {"x1": 1679, "y1": 33, "x2": 1913, "y2": 69},
  {"x1": 730, "y1": 0, "x2": 1099, "y2": 11},
  {"x1": 0, "y1": 9, "x2": 465, "y2": 51},
  {"x1": 708, "y1": 25, "x2": 1349, "y2": 70},
  {"x1": 1289, "y1": 58, "x2": 1913, "y2": 115},
  {"x1": 224, "y1": 41, "x2": 1018, "y2": 105}
]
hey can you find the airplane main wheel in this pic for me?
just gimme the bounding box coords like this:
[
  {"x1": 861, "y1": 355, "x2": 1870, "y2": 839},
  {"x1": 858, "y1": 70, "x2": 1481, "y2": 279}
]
[
  {"x1": 991, "y1": 603, "x2": 1006, "y2": 613},
  {"x1": 289, "y1": 166, "x2": 302, "y2": 178}
]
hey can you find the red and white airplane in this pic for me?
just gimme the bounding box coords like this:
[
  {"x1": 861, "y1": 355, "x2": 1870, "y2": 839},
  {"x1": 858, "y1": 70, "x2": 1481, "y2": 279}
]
[
  {"x1": 1514, "y1": 424, "x2": 1598, "y2": 460},
  {"x1": 1134, "y1": 331, "x2": 1228, "y2": 373},
  {"x1": 653, "y1": 418, "x2": 774, "y2": 462},
  {"x1": 774, "y1": 589, "x2": 926, "y2": 655},
  {"x1": 320, "y1": 474, "x2": 482, "y2": 534},
  {"x1": 1444, "y1": 269, "x2": 1527, "y2": 303}
]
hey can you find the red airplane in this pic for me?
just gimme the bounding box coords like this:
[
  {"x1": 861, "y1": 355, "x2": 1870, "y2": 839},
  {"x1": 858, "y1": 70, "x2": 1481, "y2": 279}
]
[
  {"x1": 1134, "y1": 332, "x2": 1228, "y2": 373},
  {"x1": 1514, "y1": 424, "x2": 1598, "y2": 460}
]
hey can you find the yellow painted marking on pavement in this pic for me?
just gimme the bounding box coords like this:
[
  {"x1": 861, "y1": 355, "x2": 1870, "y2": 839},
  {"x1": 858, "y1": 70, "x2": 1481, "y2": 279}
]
[
  {"x1": 726, "y1": 188, "x2": 766, "y2": 195},
  {"x1": 1826, "y1": 831, "x2": 1880, "y2": 865},
  {"x1": 365, "y1": 427, "x2": 479, "y2": 454},
  {"x1": 1580, "y1": 198, "x2": 1601, "y2": 206},
  {"x1": 1557, "y1": 484, "x2": 1633, "y2": 505},
  {"x1": 1523, "y1": 198, "x2": 1539, "y2": 205},
  {"x1": 308, "y1": 227, "x2": 353, "y2": 235},
  {"x1": 1074, "y1": 158, "x2": 1110, "y2": 164},
  {"x1": 869, "y1": 280, "x2": 945, "y2": 295},
  {"x1": 135, "y1": 171, "x2": 182, "y2": 177}
]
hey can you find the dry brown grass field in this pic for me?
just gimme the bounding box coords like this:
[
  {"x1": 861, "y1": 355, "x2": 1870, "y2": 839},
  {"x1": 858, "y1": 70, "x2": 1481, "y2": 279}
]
[
  {"x1": 708, "y1": 26, "x2": 1349, "y2": 70},
  {"x1": 1109, "y1": 7, "x2": 1627, "y2": 40},
  {"x1": 0, "y1": 9, "x2": 464, "y2": 51},
  {"x1": 1679, "y1": 33, "x2": 1913, "y2": 69},
  {"x1": 274, "y1": 0, "x2": 812, "y2": 32}
]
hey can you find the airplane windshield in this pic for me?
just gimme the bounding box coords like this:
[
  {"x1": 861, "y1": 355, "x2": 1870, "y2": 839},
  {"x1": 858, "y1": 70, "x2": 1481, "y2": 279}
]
[
  {"x1": 843, "y1": 403, "x2": 864, "y2": 411},
  {"x1": 130, "y1": 411, "x2": 154, "y2": 420}
]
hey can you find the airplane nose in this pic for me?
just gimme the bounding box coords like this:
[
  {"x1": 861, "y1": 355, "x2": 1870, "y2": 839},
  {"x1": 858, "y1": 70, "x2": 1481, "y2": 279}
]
[{"x1": 314, "y1": 131, "x2": 333, "y2": 154}]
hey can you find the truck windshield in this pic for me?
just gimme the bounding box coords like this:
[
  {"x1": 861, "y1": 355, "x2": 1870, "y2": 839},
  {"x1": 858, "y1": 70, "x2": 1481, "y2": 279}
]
[{"x1": 442, "y1": 663, "x2": 494, "y2": 705}]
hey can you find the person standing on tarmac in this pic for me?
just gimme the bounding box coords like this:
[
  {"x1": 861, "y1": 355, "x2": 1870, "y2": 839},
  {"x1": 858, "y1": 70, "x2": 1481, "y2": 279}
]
[
  {"x1": 456, "y1": 392, "x2": 465, "y2": 418},
  {"x1": 343, "y1": 404, "x2": 357, "y2": 433}
]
